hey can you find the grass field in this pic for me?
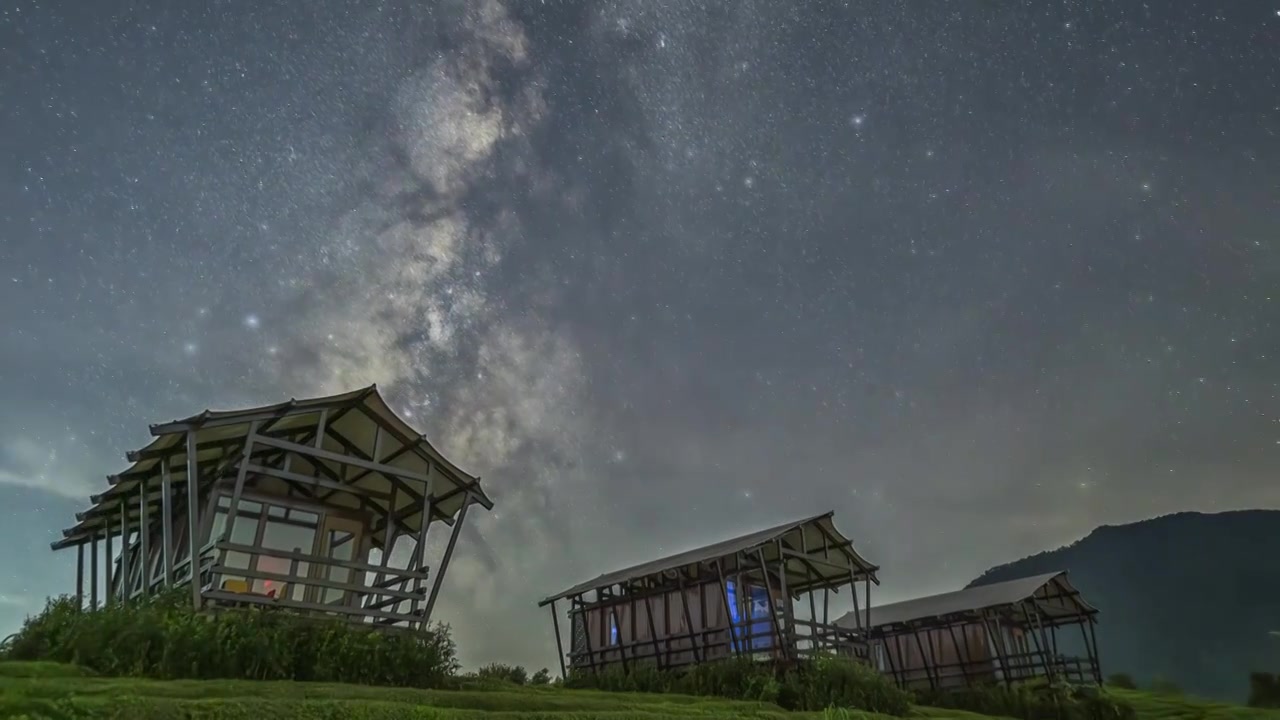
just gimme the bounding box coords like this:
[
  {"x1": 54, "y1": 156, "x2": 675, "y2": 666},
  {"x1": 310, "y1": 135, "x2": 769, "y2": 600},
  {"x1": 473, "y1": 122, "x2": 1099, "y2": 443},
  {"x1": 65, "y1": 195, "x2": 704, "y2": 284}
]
[{"x1": 0, "y1": 662, "x2": 1274, "y2": 720}]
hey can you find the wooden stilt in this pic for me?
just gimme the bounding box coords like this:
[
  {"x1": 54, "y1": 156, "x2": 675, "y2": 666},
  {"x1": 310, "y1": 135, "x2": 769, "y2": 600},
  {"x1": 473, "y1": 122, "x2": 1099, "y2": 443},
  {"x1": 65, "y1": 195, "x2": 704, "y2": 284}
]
[
  {"x1": 161, "y1": 458, "x2": 174, "y2": 587},
  {"x1": 422, "y1": 495, "x2": 470, "y2": 624},
  {"x1": 186, "y1": 430, "x2": 202, "y2": 610},
  {"x1": 550, "y1": 599, "x2": 568, "y2": 679},
  {"x1": 75, "y1": 543, "x2": 84, "y2": 610},
  {"x1": 138, "y1": 482, "x2": 150, "y2": 597},
  {"x1": 89, "y1": 532, "x2": 99, "y2": 610}
]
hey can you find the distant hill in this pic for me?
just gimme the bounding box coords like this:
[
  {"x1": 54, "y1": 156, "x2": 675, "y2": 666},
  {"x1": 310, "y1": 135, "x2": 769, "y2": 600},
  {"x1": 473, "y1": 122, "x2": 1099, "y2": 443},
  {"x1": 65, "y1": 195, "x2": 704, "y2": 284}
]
[{"x1": 969, "y1": 510, "x2": 1280, "y2": 702}]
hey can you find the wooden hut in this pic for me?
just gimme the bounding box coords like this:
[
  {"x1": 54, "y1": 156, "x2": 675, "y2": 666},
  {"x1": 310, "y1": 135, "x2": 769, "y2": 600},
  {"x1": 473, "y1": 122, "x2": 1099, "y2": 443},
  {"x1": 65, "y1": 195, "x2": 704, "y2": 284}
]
[
  {"x1": 50, "y1": 385, "x2": 493, "y2": 630},
  {"x1": 538, "y1": 512, "x2": 880, "y2": 677},
  {"x1": 837, "y1": 571, "x2": 1101, "y2": 691}
]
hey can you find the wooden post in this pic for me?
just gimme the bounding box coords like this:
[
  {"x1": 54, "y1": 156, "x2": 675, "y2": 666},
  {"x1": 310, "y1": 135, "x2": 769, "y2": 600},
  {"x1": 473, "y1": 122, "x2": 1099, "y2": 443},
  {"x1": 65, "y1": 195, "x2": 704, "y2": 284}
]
[
  {"x1": 847, "y1": 569, "x2": 862, "y2": 631},
  {"x1": 550, "y1": 599, "x2": 568, "y2": 679},
  {"x1": 161, "y1": 457, "x2": 174, "y2": 587},
  {"x1": 1085, "y1": 616, "x2": 1102, "y2": 683},
  {"x1": 864, "y1": 576, "x2": 872, "y2": 632},
  {"x1": 981, "y1": 614, "x2": 1013, "y2": 686},
  {"x1": 642, "y1": 593, "x2": 663, "y2": 668},
  {"x1": 422, "y1": 495, "x2": 469, "y2": 625},
  {"x1": 138, "y1": 482, "x2": 150, "y2": 597},
  {"x1": 104, "y1": 521, "x2": 114, "y2": 606},
  {"x1": 579, "y1": 599, "x2": 599, "y2": 673},
  {"x1": 118, "y1": 500, "x2": 130, "y2": 603},
  {"x1": 882, "y1": 634, "x2": 903, "y2": 686},
  {"x1": 212, "y1": 426, "x2": 258, "y2": 593},
  {"x1": 678, "y1": 575, "x2": 702, "y2": 664},
  {"x1": 946, "y1": 622, "x2": 973, "y2": 686},
  {"x1": 755, "y1": 549, "x2": 787, "y2": 660},
  {"x1": 1023, "y1": 603, "x2": 1055, "y2": 681},
  {"x1": 714, "y1": 559, "x2": 740, "y2": 657},
  {"x1": 186, "y1": 430, "x2": 202, "y2": 610},
  {"x1": 911, "y1": 627, "x2": 938, "y2": 690},
  {"x1": 75, "y1": 543, "x2": 84, "y2": 610},
  {"x1": 89, "y1": 532, "x2": 99, "y2": 610}
]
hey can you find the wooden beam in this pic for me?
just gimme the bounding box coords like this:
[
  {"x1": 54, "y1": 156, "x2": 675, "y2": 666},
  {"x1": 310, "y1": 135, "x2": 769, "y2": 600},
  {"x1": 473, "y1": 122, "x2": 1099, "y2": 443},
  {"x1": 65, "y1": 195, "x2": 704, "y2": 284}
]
[
  {"x1": 422, "y1": 496, "x2": 470, "y2": 626},
  {"x1": 249, "y1": 433, "x2": 431, "y2": 484},
  {"x1": 138, "y1": 481, "x2": 150, "y2": 598},
  {"x1": 75, "y1": 543, "x2": 84, "y2": 610},
  {"x1": 550, "y1": 599, "x2": 567, "y2": 679},
  {"x1": 161, "y1": 457, "x2": 174, "y2": 587},
  {"x1": 89, "y1": 532, "x2": 99, "y2": 610}
]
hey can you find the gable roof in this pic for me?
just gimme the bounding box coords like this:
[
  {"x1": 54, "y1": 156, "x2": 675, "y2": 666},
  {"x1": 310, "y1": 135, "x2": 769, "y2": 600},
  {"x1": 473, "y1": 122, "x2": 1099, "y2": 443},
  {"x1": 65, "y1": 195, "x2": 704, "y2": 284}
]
[
  {"x1": 539, "y1": 511, "x2": 879, "y2": 607},
  {"x1": 51, "y1": 384, "x2": 491, "y2": 550},
  {"x1": 836, "y1": 571, "x2": 1096, "y2": 630}
]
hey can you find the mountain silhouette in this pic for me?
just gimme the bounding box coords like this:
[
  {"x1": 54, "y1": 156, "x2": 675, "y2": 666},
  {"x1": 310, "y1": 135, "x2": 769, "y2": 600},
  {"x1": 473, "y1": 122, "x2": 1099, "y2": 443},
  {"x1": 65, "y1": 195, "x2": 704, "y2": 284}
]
[{"x1": 968, "y1": 510, "x2": 1280, "y2": 702}]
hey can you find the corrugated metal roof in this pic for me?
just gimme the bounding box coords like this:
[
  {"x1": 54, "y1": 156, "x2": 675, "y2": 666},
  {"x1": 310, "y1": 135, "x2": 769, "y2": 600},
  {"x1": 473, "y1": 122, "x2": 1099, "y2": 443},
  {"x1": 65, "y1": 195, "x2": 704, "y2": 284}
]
[
  {"x1": 539, "y1": 512, "x2": 879, "y2": 606},
  {"x1": 835, "y1": 571, "x2": 1096, "y2": 629}
]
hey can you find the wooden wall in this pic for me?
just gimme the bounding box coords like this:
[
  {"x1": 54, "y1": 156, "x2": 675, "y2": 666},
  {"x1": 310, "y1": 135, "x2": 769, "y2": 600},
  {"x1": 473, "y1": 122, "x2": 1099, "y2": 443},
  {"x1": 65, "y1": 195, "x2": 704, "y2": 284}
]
[
  {"x1": 570, "y1": 579, "x2": 783, "y2": 668},
  {"x1": 873, "y1": 621, "x2": 998, "y2": 689}
]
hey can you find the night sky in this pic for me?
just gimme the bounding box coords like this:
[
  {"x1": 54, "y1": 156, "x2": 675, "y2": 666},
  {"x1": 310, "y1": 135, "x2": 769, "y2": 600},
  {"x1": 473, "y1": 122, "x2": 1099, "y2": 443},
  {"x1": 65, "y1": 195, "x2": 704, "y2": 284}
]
[{"x1": 1, "y1": 1, "x2": 1277, "y2": 670}]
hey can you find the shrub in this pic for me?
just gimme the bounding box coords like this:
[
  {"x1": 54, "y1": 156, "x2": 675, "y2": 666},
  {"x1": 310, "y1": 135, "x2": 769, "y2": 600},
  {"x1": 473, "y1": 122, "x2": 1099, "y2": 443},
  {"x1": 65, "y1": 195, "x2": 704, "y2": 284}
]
[
  {"x1": 565, "y1": 656, "x2": 911, "y2": 715},
  {"x1": 476, "y1": 662, "x2": 528, "y2": 685},
  {"x1": 1105, "y1": 672, "x2": 1136, "y2": 690},
  {"x1": 4, "y1": 590, "x2": 458, "y2": 688},
  {"x1": 530, "y1": 667, "x2": 553, "y2": 685},
  {"x1": 1248, "y1": 672, "x2": 1280, "y2": 708},
  {"x1": 1148, "y1": 676, "x2": 1182, "y2": 695},
  {"x1": 917, "y1": 680, "x2": 1135, "y2": 720}
]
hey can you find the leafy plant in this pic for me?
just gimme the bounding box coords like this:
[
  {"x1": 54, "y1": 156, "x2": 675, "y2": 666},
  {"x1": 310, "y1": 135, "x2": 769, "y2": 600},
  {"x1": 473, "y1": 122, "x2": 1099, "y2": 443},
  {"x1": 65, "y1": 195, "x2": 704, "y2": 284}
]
[
  {"x1": 1248, "y1": 672, "x2": 1280, "y2": 708},
  {"x1": 565, "y1": 655, "x2": 912, "y2": 715},
  {"x1": 529, "y1": 667, "x2": 553, "y2": 685},
  {"x1": 4, "y1": 591, "x2": 458, "y2": 688},
  {"x1": 917, "y1": 679, "x2": 1135, "y2": 720},
  {"x1": 476, "y1": 662, "x2": 528, "y2": 685}
]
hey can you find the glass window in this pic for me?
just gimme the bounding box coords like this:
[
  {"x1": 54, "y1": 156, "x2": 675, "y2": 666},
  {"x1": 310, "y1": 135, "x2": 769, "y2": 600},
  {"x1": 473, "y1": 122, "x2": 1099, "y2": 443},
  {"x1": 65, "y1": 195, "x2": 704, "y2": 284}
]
[
  {"x1": 726, "y1": 579, "x2": 743, "y2": 651},
  {"x1": 254, "y1": 515, "x2": 318, "y2": 598},
  {"x1": 608, "y1": 611, "x2": 620, "y2": 646}
]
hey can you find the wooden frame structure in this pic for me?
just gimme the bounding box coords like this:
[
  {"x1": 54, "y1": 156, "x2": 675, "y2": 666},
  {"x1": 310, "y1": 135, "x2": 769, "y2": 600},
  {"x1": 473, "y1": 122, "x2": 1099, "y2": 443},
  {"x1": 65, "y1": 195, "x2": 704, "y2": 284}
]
[
  {"x1": 839, "y1": 572, "x2": 1102, "y2": 691},
  {"x1": 538, "y1": 512, "x2": 880, "y2": 678},
  {"x1": 50, "y1": 385, "x2": 493, "y2": 630}
]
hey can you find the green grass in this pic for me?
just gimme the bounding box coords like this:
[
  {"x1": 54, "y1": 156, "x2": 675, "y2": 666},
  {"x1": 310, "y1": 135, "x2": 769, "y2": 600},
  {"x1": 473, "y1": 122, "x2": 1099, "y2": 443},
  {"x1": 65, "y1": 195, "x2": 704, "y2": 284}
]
[
  {"x1": 0, "y1": 662, "x2": 1272, "y2": 720},
  {"x1": 1108, "y1": 688, "x2": 1279, "y2": 720}
]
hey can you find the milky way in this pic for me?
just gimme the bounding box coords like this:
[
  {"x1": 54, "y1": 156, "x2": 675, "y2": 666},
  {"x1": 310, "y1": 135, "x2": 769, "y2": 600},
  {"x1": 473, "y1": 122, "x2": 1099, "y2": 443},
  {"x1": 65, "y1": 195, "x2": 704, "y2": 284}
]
[{"x1": 1, "y1": 1, "x2": 1277, "y2": 669}]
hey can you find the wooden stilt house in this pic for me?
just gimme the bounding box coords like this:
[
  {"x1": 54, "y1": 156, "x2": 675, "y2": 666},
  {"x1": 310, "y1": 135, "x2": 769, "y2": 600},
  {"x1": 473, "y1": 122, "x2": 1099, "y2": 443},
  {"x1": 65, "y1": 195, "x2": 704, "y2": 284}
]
[
  {"x1": 837, "y1": 571, "x2": 1102, "y2": 691},
  {"x1": 538, "y1": 512, "x2": 880, "y2": 677},
  {"x1": 49, "y1": 385, "x2": 493, "y2": 630}
]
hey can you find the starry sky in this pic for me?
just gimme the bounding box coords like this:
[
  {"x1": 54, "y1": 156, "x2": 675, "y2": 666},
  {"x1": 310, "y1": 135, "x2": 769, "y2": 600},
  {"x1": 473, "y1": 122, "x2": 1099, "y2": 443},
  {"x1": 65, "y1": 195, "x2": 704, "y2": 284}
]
[{"x1": 1, "y1": 0, "x2": 1277, "y2": 669}]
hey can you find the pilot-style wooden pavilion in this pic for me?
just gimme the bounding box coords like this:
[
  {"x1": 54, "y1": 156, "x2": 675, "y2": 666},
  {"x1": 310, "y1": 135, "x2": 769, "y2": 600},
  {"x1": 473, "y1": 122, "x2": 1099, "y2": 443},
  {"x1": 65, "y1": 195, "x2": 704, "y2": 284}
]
[
  {"x1": 50, "y1": 385, "x2": 492, "y2": 630},
  {"x1": 837, "y1": 571, "x2": 1102, "y2": 690},
  {"x1": 538, "y1": 512, "x2": 880, "y2": 677}
]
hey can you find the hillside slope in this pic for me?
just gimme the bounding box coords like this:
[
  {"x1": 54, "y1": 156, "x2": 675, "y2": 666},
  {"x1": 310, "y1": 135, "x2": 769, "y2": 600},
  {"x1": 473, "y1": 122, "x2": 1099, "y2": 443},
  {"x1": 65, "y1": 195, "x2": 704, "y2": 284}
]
[{"x1": 969, "y1": 509, "x2": 1280, "y2": 702}]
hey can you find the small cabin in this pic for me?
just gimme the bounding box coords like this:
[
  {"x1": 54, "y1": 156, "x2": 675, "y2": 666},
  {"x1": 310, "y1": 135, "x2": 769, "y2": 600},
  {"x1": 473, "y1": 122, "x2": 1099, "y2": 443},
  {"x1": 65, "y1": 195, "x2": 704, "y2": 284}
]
[
  {"x1": 50, "y1": 385, "x2": 493, "y2": 630},
  {"x1": 538, "y1": 512, "x2": 880, "y2": 676},
  {"x1": 837, "y1": 571, "x2": 1102, "y2": 690}
]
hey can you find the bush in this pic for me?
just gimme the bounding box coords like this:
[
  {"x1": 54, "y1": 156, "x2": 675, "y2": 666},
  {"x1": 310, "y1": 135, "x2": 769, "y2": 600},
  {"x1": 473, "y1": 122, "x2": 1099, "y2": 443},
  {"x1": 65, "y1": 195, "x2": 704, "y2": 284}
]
[
  {"x1": 1105, "y1": 672, "x2": 1136, "y2": 690},
  {"x1": 917, "y1": 680, "x2": 1135, "y2": 720},
  {"x1": 1248, "y1": 672, "x2": 1280, "y2": 708},
  {"x1": 1148, "y1": 676, "x2": 1182, "y2": 695},
  {"x1": 530, "y1": 667, "x2": 553, "y2": 685},
  {"x1": 565, "y1": 656, "x2": 912, "y2": 715},
  {"x1": 476, "y1": 662, "x2": 528, "y2": 685},
  {"x1": 4, "y1": 591, "x2": 458, "y2": 688}
]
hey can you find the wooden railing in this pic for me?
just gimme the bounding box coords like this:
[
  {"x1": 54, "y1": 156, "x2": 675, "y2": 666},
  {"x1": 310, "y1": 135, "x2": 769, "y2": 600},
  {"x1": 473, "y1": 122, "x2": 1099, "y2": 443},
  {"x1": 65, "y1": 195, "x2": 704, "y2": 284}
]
[
  {"x1": 199, "y1": 541, "x2": 432, "y2": 626},
  {"x1": 879, "y1": 649, "x2": 1099, "y2": 690},
  {"x1": 569, "y1": 611, "x2": 870, "y2": 672}
]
